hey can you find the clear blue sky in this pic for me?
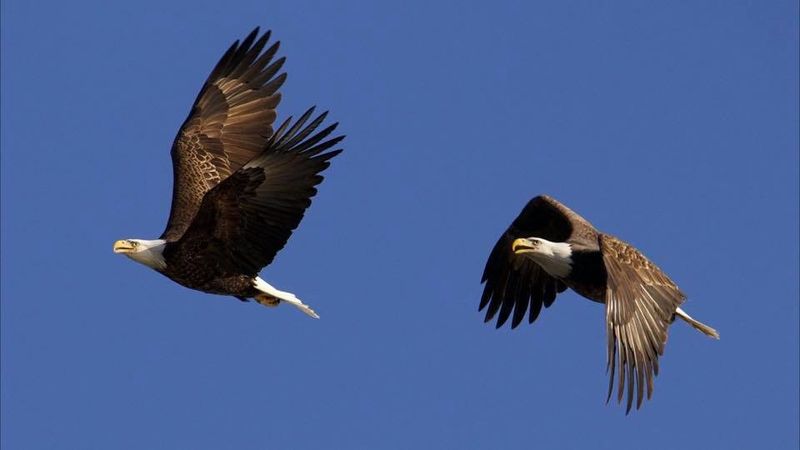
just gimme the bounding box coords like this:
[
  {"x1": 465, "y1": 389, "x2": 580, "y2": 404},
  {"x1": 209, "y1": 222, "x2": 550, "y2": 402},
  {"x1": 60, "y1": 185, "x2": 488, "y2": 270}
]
[{"x1": 2, "y1": 0, "x2": 798, "y2": 448}]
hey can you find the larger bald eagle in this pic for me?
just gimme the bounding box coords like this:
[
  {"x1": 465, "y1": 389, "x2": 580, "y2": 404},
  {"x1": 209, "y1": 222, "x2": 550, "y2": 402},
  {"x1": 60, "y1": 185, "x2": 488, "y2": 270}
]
[
  {"x1": 113, "y1": 28, "x2": 343, "y2": 318},
  {"x1": 480, "y1": 195, "x2": 718, "y2": 413}
]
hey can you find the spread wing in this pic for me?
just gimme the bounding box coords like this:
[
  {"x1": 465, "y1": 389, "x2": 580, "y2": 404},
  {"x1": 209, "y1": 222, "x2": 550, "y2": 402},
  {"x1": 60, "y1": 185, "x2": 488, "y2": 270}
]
[
  {"x1": 600, "y1": 234, "x2": 685, "y2": 413},
  {"x1": 479, "y1": 195, "x2": 591, "y2": 329},
  {"x1": 167, "y1": 108, "x2": 344, "y2": 276},
  {"x1": 161, "y1": 28, "x2": 287, "y2": 241}
]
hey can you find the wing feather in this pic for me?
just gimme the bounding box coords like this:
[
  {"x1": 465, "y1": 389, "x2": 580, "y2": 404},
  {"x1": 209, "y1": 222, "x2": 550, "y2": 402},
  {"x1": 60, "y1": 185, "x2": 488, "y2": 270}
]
[
  {"x1": 170, "y1": 109, "x2": 344, "y2": 275},
  {"x1": 601, "y1": 234, "x2": 685, "y2": 413},
  {"x1": 161, "y1": 28, "x2": 286, "y2": 241},
  {"x1": 479, "y1": 196, "x2": 581, "y2": 329}
]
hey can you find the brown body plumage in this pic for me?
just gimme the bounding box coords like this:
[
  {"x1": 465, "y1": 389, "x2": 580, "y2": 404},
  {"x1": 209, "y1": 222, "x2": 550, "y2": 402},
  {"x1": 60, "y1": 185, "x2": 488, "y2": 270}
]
[{"x1": 480, "y1": 195, "x2": 718, "y2": 413}]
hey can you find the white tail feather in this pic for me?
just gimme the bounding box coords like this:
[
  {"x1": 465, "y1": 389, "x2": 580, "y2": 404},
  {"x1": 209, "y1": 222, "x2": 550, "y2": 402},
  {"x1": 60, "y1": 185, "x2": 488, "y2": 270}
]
[
  {"x1": 253, "y1": 277, "x2": 320, "y2": 319},
  {"x1": 675, "y1": 307, "x2": 719, "y2": 339}
]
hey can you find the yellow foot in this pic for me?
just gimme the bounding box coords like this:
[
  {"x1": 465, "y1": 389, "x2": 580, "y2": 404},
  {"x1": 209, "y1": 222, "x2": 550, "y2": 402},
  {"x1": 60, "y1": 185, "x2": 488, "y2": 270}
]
[{"x1": 255, "y1": 294, "x2": 280, "y2": 307}]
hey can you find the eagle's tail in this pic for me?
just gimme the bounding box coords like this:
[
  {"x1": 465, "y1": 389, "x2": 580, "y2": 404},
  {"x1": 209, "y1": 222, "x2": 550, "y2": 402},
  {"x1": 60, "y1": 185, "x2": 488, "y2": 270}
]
[
  {"x1": 253, "y1": 277, "x2": 320, "y2": 319},
  {"x1": 675, "y1": 307, "x2": 719, "y2": 339}
]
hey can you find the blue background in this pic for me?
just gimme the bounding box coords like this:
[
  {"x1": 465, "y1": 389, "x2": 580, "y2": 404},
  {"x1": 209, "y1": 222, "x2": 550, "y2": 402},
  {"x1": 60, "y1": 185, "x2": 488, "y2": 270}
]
[{"x1": 2, "y1": 1, "x2": 798, "y2": 448}]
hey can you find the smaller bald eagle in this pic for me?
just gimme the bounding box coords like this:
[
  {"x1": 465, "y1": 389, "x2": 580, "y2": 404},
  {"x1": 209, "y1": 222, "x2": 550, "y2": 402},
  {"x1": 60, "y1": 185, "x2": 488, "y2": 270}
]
[
  {"x1": 480, "y1": 195, "x2": 718, "y2": 413},
  {"x1": 113, "y1": 28, "x2": 343, "y2": 318}
]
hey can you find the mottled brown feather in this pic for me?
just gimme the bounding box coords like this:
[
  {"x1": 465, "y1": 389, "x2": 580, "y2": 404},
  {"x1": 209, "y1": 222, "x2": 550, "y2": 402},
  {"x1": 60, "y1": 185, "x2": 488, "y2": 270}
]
[
  {"x1": 600, "y1": 234, "x2": 685, "y2": 413},
  {"x1": 162, "y1": 109, "x2": 344, "y2": 283},
  {"x1": 161, "y1": 28, "x2": 286, "y2": 241}
]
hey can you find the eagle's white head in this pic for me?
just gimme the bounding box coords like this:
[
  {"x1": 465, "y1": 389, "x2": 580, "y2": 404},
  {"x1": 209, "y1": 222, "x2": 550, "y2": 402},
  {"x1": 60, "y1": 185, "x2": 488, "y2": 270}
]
[
  {"x1": 113, "y1": 239, "x2": 167, "y2": 270},
  {"x1": 512, "y1": 237, "x2": 573, "y2": 278}
]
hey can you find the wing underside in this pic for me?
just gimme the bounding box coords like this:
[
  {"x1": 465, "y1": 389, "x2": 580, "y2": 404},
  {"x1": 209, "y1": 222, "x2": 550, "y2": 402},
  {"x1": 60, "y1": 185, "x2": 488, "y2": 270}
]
[
  {"x1": 601, "y1": 234, "x2": 685, "y2": 413},
  {"x1": 479, "y1": 195, "x2": 593, "y2": 329}
]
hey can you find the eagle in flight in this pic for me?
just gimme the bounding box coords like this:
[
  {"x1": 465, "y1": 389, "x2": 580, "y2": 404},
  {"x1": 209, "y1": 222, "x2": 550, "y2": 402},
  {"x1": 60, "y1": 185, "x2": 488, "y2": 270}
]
[
  {"x1": 114, "y1": 28, "x2": 343, "y2": 319},
  {"x1": 480, "y1": 195, "x2": 718, "y2": 413}
]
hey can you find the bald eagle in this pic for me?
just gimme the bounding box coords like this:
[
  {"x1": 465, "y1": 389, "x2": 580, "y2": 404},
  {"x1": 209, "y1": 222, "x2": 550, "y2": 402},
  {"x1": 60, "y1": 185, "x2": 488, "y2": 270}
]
[
  {"x1": 480, "y1": 195, "x2": 718, "y2": 413},
  {"x1": 113, "y1": 28, "x2": 343, "y2": 318}
]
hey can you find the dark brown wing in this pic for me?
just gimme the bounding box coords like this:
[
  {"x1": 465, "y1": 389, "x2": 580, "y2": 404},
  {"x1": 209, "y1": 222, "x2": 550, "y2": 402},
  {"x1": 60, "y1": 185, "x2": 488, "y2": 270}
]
[
  {"x1": 480, "y1": 195, "x2": 596, "y2": 329},
  {"x1": 168, "y1": 108, "x2": 343, "y2": 276},
  {"x1": 600, "y1": 234, "x2": 685, "y2": 413},
  {"x1": 161, "y1": 28, "x2": 287, "y2": 241}
]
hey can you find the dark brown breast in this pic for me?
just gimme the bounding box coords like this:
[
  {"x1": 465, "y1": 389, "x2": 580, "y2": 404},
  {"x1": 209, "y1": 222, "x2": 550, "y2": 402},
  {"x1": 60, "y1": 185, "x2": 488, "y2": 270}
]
[{"x1": 563, "y1": 250, "x2": 608, "y2": 303}]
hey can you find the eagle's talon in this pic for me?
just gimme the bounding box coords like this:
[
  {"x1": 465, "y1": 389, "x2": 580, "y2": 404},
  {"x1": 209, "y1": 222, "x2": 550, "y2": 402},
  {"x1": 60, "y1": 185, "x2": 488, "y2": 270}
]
[{"x1": 255, "y1": 294, "x2": 280, "y2": 307}]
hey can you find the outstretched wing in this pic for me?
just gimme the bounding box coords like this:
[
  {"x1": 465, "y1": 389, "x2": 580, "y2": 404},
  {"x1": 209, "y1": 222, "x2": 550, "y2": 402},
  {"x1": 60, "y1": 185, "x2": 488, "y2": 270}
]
[
  {"x1": 169, "y1": 108, "x2": 344, "y2": 276},
  {"x1": 479, "y1": 195, "x2": 596, "y2": 329},
  {"x1": 161, "y1": 28, "x2": 287, "y2": 241},
  {"x1": 600, "y1": 234, "x2": 685, "y2": 413}
]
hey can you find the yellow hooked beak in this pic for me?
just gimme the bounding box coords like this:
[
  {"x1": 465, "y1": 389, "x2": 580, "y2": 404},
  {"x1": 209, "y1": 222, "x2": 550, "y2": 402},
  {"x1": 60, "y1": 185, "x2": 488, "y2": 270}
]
[
  {"x1": 113, "y1": 240, "x2": 136, "y2": 254},
  {"x1": 512, "y1": 238, "x2": 537, "y2": 254}
]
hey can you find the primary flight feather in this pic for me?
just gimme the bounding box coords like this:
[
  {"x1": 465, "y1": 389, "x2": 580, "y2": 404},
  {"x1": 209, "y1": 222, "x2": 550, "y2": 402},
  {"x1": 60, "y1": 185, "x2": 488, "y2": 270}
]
[{"x1": 113, "y1": 28, "x2": 343, "y2": 318}]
